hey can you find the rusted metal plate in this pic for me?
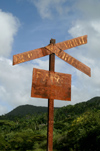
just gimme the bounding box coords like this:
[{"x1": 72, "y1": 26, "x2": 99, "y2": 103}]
[
  {"x1": 55, "y1": 35, "x2": 87, "y2": 51},
  {"x1": 31, "y1": 68, "x2": 71, "y2": 101},
  {"x1": 13, "y1": 47, "x2": 51, "y2": 65},
  {"x1": 53, "y1": 46, "x2": 91, "y2": 77}
]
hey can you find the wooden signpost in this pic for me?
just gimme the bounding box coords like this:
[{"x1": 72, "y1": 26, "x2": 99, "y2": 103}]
[{"x1": 13, "y1": 35, "x2": 91, "y2": 151}]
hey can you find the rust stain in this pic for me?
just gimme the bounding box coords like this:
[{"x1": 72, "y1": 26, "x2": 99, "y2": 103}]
[{"x1": 31, "y1": 68, "x2": 71, "y2": 101}]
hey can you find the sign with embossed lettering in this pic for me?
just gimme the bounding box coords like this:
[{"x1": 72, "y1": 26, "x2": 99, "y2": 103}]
[
  {"x1": 13, "y1": 35, "x2": 90, "y2": 76},
  {"x1": 13, "y1": 47, "x2": 51, "y2": 65},
  {"x1": 31, "y1": 68, "x2": 71, "y2": 100},
  {"x1": 55, "y1": 35, "x2": 87, "y2": 51},
  {"x1": 13, "y1": 35, "x2": 88, "y2": 65}
]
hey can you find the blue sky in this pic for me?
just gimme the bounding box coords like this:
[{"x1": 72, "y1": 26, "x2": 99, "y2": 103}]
[{"x1": 0, "y1": 0, "x2": 100, "y2": 115}]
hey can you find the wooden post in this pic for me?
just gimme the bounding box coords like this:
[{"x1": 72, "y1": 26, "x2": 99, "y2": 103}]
[{"x1": 47, "y1": 39, "x2": 55, "y2": 151}]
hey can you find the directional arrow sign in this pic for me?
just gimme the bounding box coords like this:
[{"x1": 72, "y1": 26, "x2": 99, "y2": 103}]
[
  {"x1": 45, "y1": 45, "x2": 91, "y2": 77},
  {"x1": 55, "y1": 35, "x2": 87, "y2": 51},
  {"x1": 13, "y1": 47, "x2": 51, "y2": 65},
  {"x1": 13, "y1": 35, "x2": 87, "y2": 65}
]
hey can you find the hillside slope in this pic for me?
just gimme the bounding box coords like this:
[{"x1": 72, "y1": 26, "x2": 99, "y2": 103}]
[
  {"x1": 5, "y1": 105, "x2": 48, "y2": 117},
  {"x1": 0, "y1": 96, "x2": 100, "y2": 150},
  {"x1": 1, "y1": 96, "x2": 100, "y2": 119}
]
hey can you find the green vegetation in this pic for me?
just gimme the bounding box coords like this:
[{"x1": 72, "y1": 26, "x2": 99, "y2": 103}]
[{"x1": 0, "y1": 96, "x2": 100, "y2": 150}]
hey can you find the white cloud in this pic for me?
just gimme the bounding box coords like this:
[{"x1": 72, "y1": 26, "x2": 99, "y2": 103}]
[
  {"x1": 65, "y1": 0, "x2": 100, "y2": 104},
  {"x1": 0, "y1": 57, "x2": 33, "y2": 108},
  {"x1": 68, "y1": 20, "x2": 100, "y2": 59},
  {"x1": 29, "y1": 0, "x2": 68, "y2": 19},
  {"x1": 0, "y1": 10, "x2": 20, "y2": 114},
  {"x1": 68, "y1": 0, "x2": 100, "y2": 59},
  {"x1": 0, "y1": 9, "x2": 20, "y2": 57}
]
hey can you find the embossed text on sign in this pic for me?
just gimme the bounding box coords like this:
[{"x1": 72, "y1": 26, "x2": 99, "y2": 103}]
[
  {"x1": 54, "y1": 46, "x2": 91, "y2": 77},
  {"x1": 44, "y1": 44, "x2": 91, "y2": 77},
  {"x1": 13, "y1": 35, "x2": 87, "y2": 65},
  {"x1": 31, "y1": 68, "x2": 71, "y2": 101},
  {"x1": 44, "y1": 36, "x2": 91, "y2": 77},
  {"x1": 13, "y1": 47, "x2": 51, "y2": 65},
  {"x1": 55, "y1": 35, "x2": 87, "y2": 51},
  {"x1": 45, "y1": 35, "x2": 87, "y2": 54}
]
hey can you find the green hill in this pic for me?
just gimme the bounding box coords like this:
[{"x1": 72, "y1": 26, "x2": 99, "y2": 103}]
[
  {"x1": 1, "y1": 96, "x2": 100, "y2": 119},
  {"x1": 0, "y1": 96, "x2": 100, "y2": 121},
  {"x1": 54, "y1": 96, "x2": 100, "y2": 122},
  {"x1": 5, "y1": 104, "x2": 48, "y2": 116},
  {"x1": 0, "y1": 104, "x2": 58, "y2": 120},
  {"x1": 0, "y1": 96, "x2": 100, "y2": 150}
]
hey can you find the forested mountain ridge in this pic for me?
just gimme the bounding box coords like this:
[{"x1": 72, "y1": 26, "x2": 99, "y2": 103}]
[
  {"x1": 5, "y1": 104, "x2": 48, "y2": 116},
  {"x1": 0, "y1": 96, "x2": 100, "y2": 150},
  {"x1": 0, "y1": 96, "x2": 100, "y2": 120}
]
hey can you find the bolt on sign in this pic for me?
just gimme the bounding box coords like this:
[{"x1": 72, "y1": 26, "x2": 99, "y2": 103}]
[{"x1": 13, "y1": 35, "x2": 91, "y2": 151}]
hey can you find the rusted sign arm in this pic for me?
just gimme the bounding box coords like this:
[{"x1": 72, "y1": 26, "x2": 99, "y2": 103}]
[
  {"x1": 13, "y1": 47, "x2": 51, "y2": 65},
  {"x1": 54, "y1": 46, "x2": 91, "y2": 77},
  {"x1": 55, "y1": 35, "x2": 87, "y2": 51}
]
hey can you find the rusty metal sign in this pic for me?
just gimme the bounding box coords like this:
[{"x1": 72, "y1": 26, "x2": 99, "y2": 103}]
[
  {"x1": 13, "y1": 35, "x2": 90, "y2": 77},
  {"x1": 46, "y1": 45, "x2": 91, "y2": 77},
  {"x1": 13, "y1": 47, "x2": 51, "y2": 65},
  {"x1": 13, "y1": 35, "x2": 87, "y2": 65},
  {"x1": 55, "y1": 35, "x2": 87, "y2": 51},
  {"x1": 31, "y1": 68, "x2": 71, "y2": 101},
  {"x1": 56, "y1": 49, "x2": 91, "y2": 77}
]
